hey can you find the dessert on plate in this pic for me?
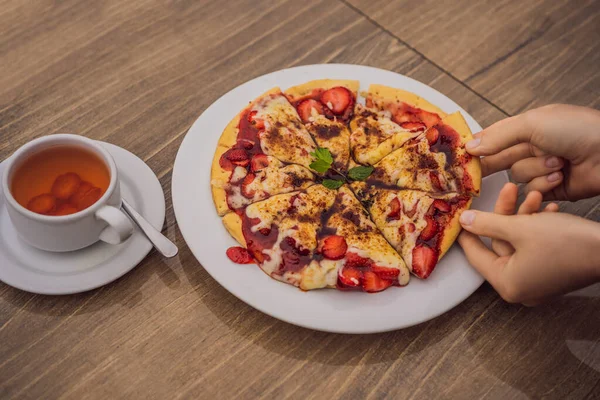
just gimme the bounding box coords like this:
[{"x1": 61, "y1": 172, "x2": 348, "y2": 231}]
[{"x1": 210, "y1": 80, "x2": 481, "y2": 292}]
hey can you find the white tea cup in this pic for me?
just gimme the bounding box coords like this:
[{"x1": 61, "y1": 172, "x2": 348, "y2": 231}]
[{"x1": 2, "y1": 134, "x2": 134, "y2": 252}]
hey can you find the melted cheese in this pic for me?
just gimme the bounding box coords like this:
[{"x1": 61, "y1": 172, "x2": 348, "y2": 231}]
[
  {"x1": 326, "y1": 187, "x2": 410, "y2": 286},
  {"x1": 244, "y1": 186, "x2": 337, "y2": 287},
  {"x1": 366, "y1": 190, "x2": 434, "y2": 270},
  {"x1": 214, "y1": 156, "x2": 315, "y2": 211},
  {"x1": 350, "y1": 104, "x2": 419, "y2": 165},
  {"x1": 300, "y1": 259, "x2": 340, "y2": 290},
  {"x1": 373, "y1": 138, "x2": 459, "y2": 192},
  {"x1": 306, "y1": 115, "x2": 350, "y2": 171},
  {"x1": 252, "y1": 94, "x2": 317, "y2": 168}
]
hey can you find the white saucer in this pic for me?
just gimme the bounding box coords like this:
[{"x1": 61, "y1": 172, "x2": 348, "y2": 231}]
[
  {"x1": 173, "y1": 64, "x2": 509, "y2": 334},
  {"x1": 0, "y1": 142, "x2": 165, "y2": 295}
]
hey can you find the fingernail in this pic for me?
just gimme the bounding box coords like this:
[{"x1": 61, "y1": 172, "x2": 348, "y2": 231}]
[
  {"x1": 547, "y1": 172, "x2": 561, "y2": 182},
  {"x1": 545, "y1": 156, "x2": 560, "y2": 168},
  {"x1": 466, "y1": 138, "x2": 480, "y2": 149},
  {"x1": 460, "y1": 210, "x2": 476, "y2": 225}
]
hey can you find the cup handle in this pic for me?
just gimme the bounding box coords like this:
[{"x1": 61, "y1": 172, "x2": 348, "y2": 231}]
[{"x1": 95, "y1": 205, "x2": 134, "y2": 245}]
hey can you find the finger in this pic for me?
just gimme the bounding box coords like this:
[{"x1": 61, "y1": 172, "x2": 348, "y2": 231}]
[
  {"x1": 480, "y1": 143, "x2": 542, "y2": 177},
  {"x1": 510, "y1": 156, "x2": 564, "y2": 183},
  {"x1": 543, "y1": 203, "x2": 559, "y2": 212},
  {"x1": 458, "y1": 231, "x2": 508, "y2": 288},
  {"x1": 523, "y1": 172, "x2": 564, "y2": 199},
  {"x1": 518, "y1": 191, "x2": 543, "y2": 214},
  {"x1": 494, "y1": 182, "x2": 519, "y2": 215},
  {"x1": 492, "y1": 183, "x2": 518, "y2": 256},
  {"x1": 466, "y1": 114, "x2": 534, "y2": 157},
  {"x1": 459, "y1": 210, "x2": 515, "y2": 241}
]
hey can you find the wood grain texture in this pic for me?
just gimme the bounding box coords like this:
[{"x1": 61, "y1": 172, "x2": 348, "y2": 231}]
[
  {"x1": 0, "y1": 0, "x2": 598, "y2": 399},
  {"x1": 346, "y1": 0, "x2": 600, "y2": 115}
]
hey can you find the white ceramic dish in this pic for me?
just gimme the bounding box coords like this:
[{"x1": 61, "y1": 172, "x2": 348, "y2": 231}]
[
  {"x1": 172, "y1": 64, "x2": 508, "y2": 334},
  {"x1": 0, "y1": 142, "x2": 165, "y2": 295}
]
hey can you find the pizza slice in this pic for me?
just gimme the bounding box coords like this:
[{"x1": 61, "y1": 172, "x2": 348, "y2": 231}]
[
  {"x1": 349, "y1": 103, "x2": 420, "y2": 166},
  {"x1": 211, "y1": 88, "x2": 321, "y2": 214},
  {"x1": 318, "y1": 186, "x2": 410, "y2": 292},
  {"x1": 212, "y1": 87, "x2": 318, "y2": 172},
  {"x1": 285, "y1": 80, "x2": 358, "y2": 172},
  {"x1": 222, "y1": 185, "x2": 338, "y2": 290},
  {"x1": 357, "y1": 185, "x2": 471, "y2": 279},
  {"x1": 366, "y1": 84, "x2": 447, "y2": 133},
  {"x1": 367, "y1": 112, "x2": 482, "y2": 196},
  {"x1": 211, "y1": 154, "x2": 315, "y2": 216}
]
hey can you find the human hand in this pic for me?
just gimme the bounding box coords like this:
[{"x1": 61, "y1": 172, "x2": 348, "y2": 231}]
[
  {"x1": 467, "y1": 104, "x2": 600, "y2": 201},
  {"x1": 458, "y1": 182, "x2": 600, "y2": 305}
]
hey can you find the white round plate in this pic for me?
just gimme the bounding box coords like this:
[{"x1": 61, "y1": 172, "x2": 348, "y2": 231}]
[
  {"x1": 0, "y1": 142, "x2": 165, "y2": 295},
  {"x1": 172, "y1": 64, "x2": 508, "y2": 334}
]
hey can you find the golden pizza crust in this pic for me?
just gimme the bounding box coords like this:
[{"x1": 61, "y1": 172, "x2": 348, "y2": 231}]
[
  {"x1": 210, "y1": 87, "x2": 282, "y2": 216},
  {"x1": 368, "y1": 84, "x2": 448, "y2": 117},
  {"x1": 284, "y1": 79, "x2": 359, "y2": 100},
  {"x1": 211, "y1": 116, "x2": 240, "y2": 216},
  {"x1": 442, "y1": 112, "x2": 482, "y2": 195},
  {"x1": 222, "y1": 212, "x2": 246, "y2": 247},
  {"x1": 438, "y1": 197, "x2": 472, "y2": 261}
]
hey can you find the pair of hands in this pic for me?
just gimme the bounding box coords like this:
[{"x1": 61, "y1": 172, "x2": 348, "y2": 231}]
[{"x1": 458, "y1": 104, "x2": 600, "y2": 305}]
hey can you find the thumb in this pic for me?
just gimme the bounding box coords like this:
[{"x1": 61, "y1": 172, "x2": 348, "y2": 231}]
[{"x1": 459, "y1": 210, "x2": 515, "y2": 241}]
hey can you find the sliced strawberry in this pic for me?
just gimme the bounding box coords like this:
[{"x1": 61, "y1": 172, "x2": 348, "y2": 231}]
[
  {"x1": 27, "y1": 193, "x2": 57, "y2": 215},
  {"x1": 248, "y1": 110, "x2": 265, "y2": 129},
  {"x1": 219, "y1": 155, "x2": 234, "y2": 171},
  {"x1": 345, "y1": 251, "x2": 371, "y2": 269},
  {"x1": 226, "y1": 246, "x2": 255, "y2": 264},
  {"x1": 419, "y1": 109, "x2": 441, "y2": 128},
  {"x1": 371, "y1": 265, "x2": 400, "y2": 280},
  {"x1": 430, "y1": 171, "x2": 442, "y2": 191},
  {"x1": 241, "y1": 173, "x2": 256, "y2": 198},
  {"x1": 297, "y1": 99, "x2": 324, "y2": 122},
  {"x1": 225, "y1": 148, "x2": 248, "y2": 162},
  {"x1": 51, "y1": 172, "x2": 82, "y2": 200},
  {"x1": 401, "y1": 121, "x2": 426, "y2": 132},
  {"x1": 419, "y1": 215, "x2": 438, "y2": 241},
  {"x1": 322, "y1": 235, "x2": 347, "y2": 260},
  {"x1": 338, "y1": 266, "x2": 362, "y2": 287},
  {"x1": 70, "y1": 182, "x2": 103, "y2": 211},
  {"x1": 250, "y1": 154, "x2": 269, "y2": 172},
  {"x1": 412, "y1": 245, "x2": 438, "y2": 279},
  {"x1": 225, "y1": 148, "x2": 250, "y2": 167},
  {"x1": 406, "y1": 223, "x2": 416, "y2": 233},
  {"x1": 387, "y1": 197, "x2": 402, "y2": 221},
  {"x1": 362, "y1": 271, "x2": 393, "y2": 293},
  {"x1": 432, "y1": 199, "x2": 451, "y2": 213},
  {"x1": 321, "y1": 87, "x2": 352, "y2": 115},
  {"x1": 426, "y1": 127, "x2": 440, "y2": 145},
  {"x1": 52, "y1": 203, "x2": 78, "y2": 216},
  {"x1": 238, "y1": 139, "x2": 255, "y2": 150}
]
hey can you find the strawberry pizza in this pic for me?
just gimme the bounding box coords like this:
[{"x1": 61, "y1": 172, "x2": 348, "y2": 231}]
[{"x1": 210, "y1": 80, "x2": 481, "y2": 293}]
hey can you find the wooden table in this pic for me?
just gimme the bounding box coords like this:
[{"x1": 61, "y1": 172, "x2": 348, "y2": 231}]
[{"x1": 1, "y1": 1, "x2": 599, "y2": 398}]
